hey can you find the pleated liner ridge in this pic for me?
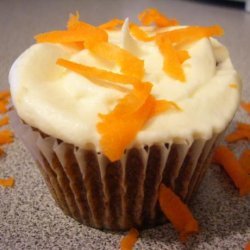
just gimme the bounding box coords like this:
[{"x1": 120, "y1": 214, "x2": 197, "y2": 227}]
[{"x1": 10, "y1": 109, "x2": 223, "y2": 230}]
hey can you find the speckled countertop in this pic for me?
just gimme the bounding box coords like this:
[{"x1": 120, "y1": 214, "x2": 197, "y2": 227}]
[{"x1": 0, "y1": 0, "x2": 250, "y2": 249}]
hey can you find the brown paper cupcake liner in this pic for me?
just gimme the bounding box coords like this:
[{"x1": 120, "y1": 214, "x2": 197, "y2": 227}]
[{"x1": 10, "y1": 110, "x2": 224, "y2": 230}]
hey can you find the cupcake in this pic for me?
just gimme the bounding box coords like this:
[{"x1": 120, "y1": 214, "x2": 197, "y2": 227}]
[{"x1": 9, "y1": 9, "x2": 240, "y2": 230}]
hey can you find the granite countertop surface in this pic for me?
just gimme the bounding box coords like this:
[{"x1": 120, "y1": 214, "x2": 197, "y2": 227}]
[{"x1": 0, "y1": 0, "x2": 249, "y2": 249}]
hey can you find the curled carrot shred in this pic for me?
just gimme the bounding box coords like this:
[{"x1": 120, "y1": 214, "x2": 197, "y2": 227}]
[
  {"x1": 0, "y1": 177, "x2": 15, "y2": 188},
  {"x1": 213, "y1": 146, "x2": 250, "y2": 196},
  {"x1": 225, "y1": 122, "x2": 250, "y2": 142},
  {"x1": 159, "y1": 184, "x2": 199, "y2": 241},
  {"x1": 56, "y1": 58, "x2": 139, "y2": 87},
  {"x1": 138, "y1": 8, "x2": 179, "y2": 27},
  {"x1": 0, "y1": 116, "x2": 9, "y2": 127},
  {"x1": 241, "y1": 102, "x2": 250, "y2": 114},
  {"x1": 120, "y1": 228, "x2": 139, "y2": 250},
  {"x1": 98, "y1": 94, "x2": 154, "y2": 162},
  {"x1": 89, "y1": 42, "x2": 144, "y2": 80},
  {"x1": 99, "y1": 18, "x2": 124, "y2": 30},
  {"x1": 239, "y1": 150, "x2": 250, "y2": 175},
  {"x1": 162, "y1": 25, "x2": 224, "y2": 46},
  {"x1": 0, "y1": 130, "x2": 14, "y2": 145},
  {"x1": 156, "y1": 35, "x2": 187, "y2": 82}
]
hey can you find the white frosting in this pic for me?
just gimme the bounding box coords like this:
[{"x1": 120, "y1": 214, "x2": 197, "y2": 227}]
[{"x1": 9, "y1": 23, "x2": 241, "y2": 149}]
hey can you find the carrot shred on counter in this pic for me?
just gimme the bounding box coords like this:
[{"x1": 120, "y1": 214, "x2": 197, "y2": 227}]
[
  {"x1": 213, "y1": 146, "x2": 250, "y2": 196},
  {"x1": 120, "y1": 228, "x2": 139, "y2": 250},
  {"x1": 0, "y1": 116, "x2": 9, "y2": 127},
  {"x1": 138, "y1": 8, "x2": 179, "y2": 27},
  {"x1": 0, "y1": 130, "x2": 13, "y2": 145},
  {"x1": 239, "y1": 150, "x2": 250, "y2": 175},
  {"x1": 56, "y1": 58, "x2": 139, "y2": 87},
  {"x1": 156, "y1": 35, "x2": 188, "y2": 82},
  {"x1": 241, "y1": 102, "x2": 250, "y2": 114},
  {"x1": 89, "y1": 42, "x2": 144, "y2": 80},
  {"x1": 99, "y1": 18, "x2": 124, "y2": 30},
  {"x1": 0, "y1": 90, "x2": 10, "y2": 100},
  {"x1": 0, "y1": 177, "x2": 15, "y2": 188},
  {"x1": 0, "y1": 147, "x2": 5, "y2": 157},
  {"x1": 225, "y1": 122, "x2": 250, "y2": 142},
  {"x1": 158, "y1": 184, "x2": 199, "y2": 242},
  {"x1": 161, "y1": 25, "x2": 224, "y2": 46},
  {"x1": 0, "y1": 102, "x2": 8, "y2": 114},
  {"x1": 245, "y1": 242, "x2": 250, "y2": 250}
]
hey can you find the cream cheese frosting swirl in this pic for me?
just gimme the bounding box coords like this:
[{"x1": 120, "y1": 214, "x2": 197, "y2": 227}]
[{"x1": 9, "y1": 19, "x2": 241, "y2": 150}]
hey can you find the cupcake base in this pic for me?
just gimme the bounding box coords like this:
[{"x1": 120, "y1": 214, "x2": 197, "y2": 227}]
[{"x1": 10, "y1": 110, "x2": 224, "y2": 230}]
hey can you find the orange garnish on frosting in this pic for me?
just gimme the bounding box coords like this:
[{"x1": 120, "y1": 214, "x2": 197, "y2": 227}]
[
  {"x1": 129, "y1": 23, "x2": 154, "y2": 42},
  {"x1": 0, "y1": 130, "x2": 13, "y2": 145},
  {"x1": 56, "y1": 58, "x2": 139, "y2": 87},
  {"x1": 156, "y1": 35, "x2": 188, "y2": 82},
  {"x1": 138, "y1": 8, "x2": 179, "y2": 27},
  {"x1": 239, "y1": 150, "x2": 250, "y2": 175},
  {"x1": 120, "y1": 228, "x2": 139, "y2": 250},
  {"x1": 213, "y1": 146, "x2": 250, "y2": 196},
  {"x1": 99, "y1": 18, "x2": 124, "y2": 30},
  {"x1": 89, "y1": 42, "x2": 144, "y2": 80},
  {"x1": 162, "y1": 25, "x2": 224, "y2": 46},
  {"x1": 0, "y1": 116, "x2": 9, "y2": 127},
  {"x1": 0, "y1": 177, "x2": 15, "y2": 188},
  {"x1": 225, "y1": 122, "x2": 250, "y2": 142},
  {"x1": 159, "y1": 184, "x2": 199, "y2": 241},
  {"x1": 97, "y1": 93, "x2": 168, "y2": 162},
  {"x1": 0, "y1": 148, "x2": 5, "y2": 157},
  {"x1": 241, "y1": 102, "x2": 250, "y2": 114},
  {"x1": 35, "y1": 13, "x2": 108, "y2": 49}
]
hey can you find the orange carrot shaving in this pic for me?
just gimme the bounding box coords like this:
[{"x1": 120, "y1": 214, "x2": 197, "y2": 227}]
[
  {"x1": 0, "y1": 116, "x2": 9, "y2": 127},
  {"x1": 0, "y1": 102, "x2": 8, "y2": 114},
  {"x1": 0, "y1": 177, "x2": 15, "y2": 188},
  {"x1": 162, "y1": 25, "x2": 224, "y2": 46},
  {"x1": 241, "y1": 102, "x2": 250, "y2": 114},
  {"x1": 57, "y1": 58, "x2": 139, "y2": 87},
  {"x1": 0, "y1": 147, "x2": 5, "y2": 157},
  {"x1": 97, "y1": 94, "x2": 155, "y2": 162},
  {"x1": 35, "y1": 13, "x2": 108, "y2": 49},
  {"x1": 151, "y1": 100, "x2": 181, "y2": 116},
  {"x1": 138, "y1": 8, "x2": 179, "y2": 27},
  {"x1": 213, "y1": 146, "x2": 250, "y2": 196},
  {"x1": 89, "y1": 42, "x2": 144, "y2": 80},
  {"x1": 159, "y1": 184, "x2": 199, "y2": 241},
  {"x1": 229, "y1": 83, "x2": 238, "y2": 89},
  {"x1": 99, "y1": 18, "x2": 124, "y2": 30},
  {"x1": 67, "y1": 11, "x2": 80, "y2": 30},
  {"x1": 239, "y1": 150, "x2": 250, "y2": 175},
  {"x1": 0, "y1": 130, "x2": 14, "y2": 145},
  {"x1": 156, "y1": 35, "x2": 187, "y2": 82},
  {"x1": 245, "y1": 242, "x2": 250, "y2": 250},
  {"x1": 129, "y1": 23, "x2": 155, "y2": 42},
  {"x1": 225, "y1": 122, "x2": 250, "y2": 142},
  {"x1": 0, "y1": 90, "x2": 10, "y2": 100},
  {"x1": 120, "y1": 228, "x2": 139, "y2": 250}
]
